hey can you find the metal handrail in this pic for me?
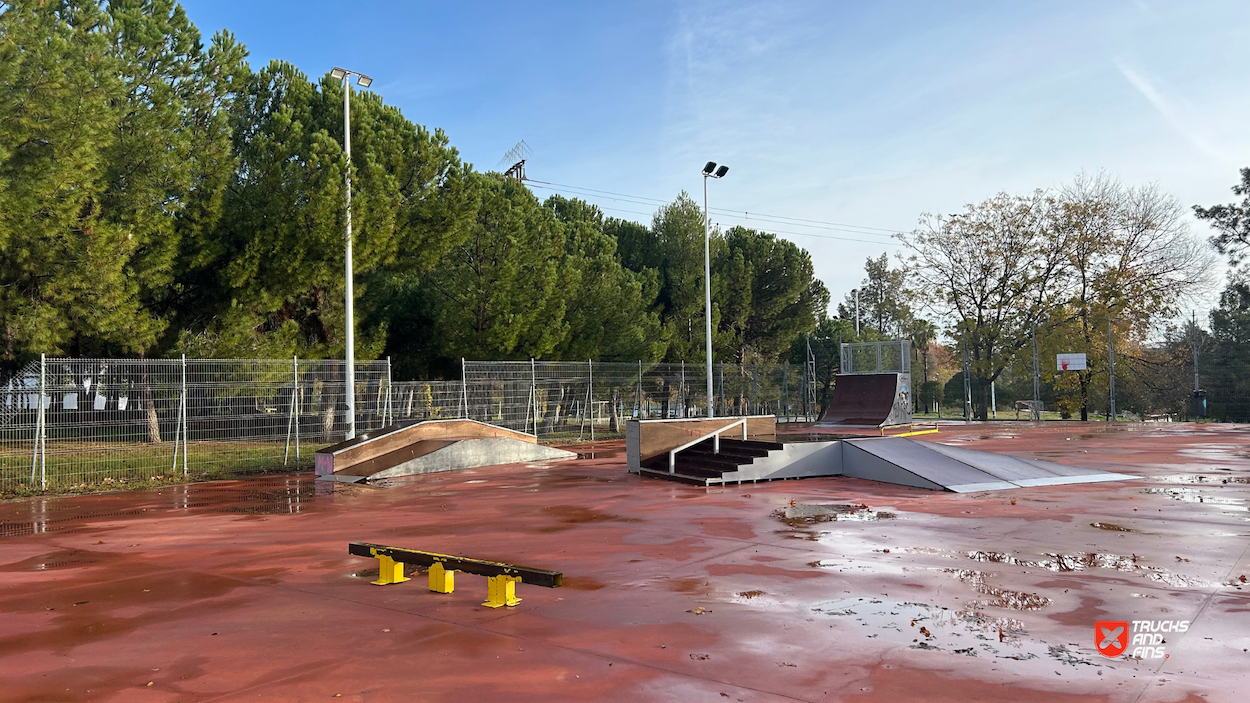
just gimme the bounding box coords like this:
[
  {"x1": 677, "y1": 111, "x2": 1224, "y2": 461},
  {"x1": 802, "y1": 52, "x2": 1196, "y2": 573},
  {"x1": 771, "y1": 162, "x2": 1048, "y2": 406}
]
[{"x1": 668, "y1": 418, "x2": 749, "y2": 473}]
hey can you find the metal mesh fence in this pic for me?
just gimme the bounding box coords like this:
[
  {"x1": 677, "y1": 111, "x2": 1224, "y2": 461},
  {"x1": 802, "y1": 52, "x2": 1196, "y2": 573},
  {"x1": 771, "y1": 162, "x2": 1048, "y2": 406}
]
[
  {"x1": 2, "y1": 357, "x2": 390, "y2": 493},
  {"x1": 461, "y1": 360, "x2": 818, "y2": 440},
  {"x1": 841, "y1": 340, "x2": 910, "y2": 374},
  {"x1": 390, "y1": 381, "x2": 464, "y2": 423},
  {"x1": 1, "y1": 356, "x2": 817, "y2": 493}
]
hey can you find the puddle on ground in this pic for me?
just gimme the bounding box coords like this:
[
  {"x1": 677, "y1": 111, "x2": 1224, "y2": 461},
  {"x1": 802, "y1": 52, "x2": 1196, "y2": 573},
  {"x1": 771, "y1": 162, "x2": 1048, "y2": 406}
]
[
  {"x1": 1155, "y1": 474, "x2": 1250, "y2": 485},
  {"x1": 0, "y1": 549, "x2": 118, "y2": 572},
  {"x1": 774, "y1": 504, "x2": 897, "y2": 527},
  {"x1": 890, "y1": 548, "x2": 1217, "y2": 589},
  {"x1": 1140, "y1": 487, "x2": 1249, "y2": 512},
  {"x1": 1090, "y1": 522, "x2": 1134, "y2": 532},
  {"x1": 532, "y1": 504, "x2": 638, "y2": 533},
  {"x1": 943, "y1": 568, "x2": 1052, "y2": 611},
  {"x1": 0, "y1": 477, "x2": 327, "y2": 536},
  {"x1": 810, "y1": 597, "x2": 1106, "y2": 671}
]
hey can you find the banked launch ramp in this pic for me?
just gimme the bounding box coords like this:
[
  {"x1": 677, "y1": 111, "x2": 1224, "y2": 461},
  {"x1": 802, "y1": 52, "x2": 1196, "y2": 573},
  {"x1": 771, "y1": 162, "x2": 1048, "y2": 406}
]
[
  {"x1": 316, "y1": 419, "x2": 575, "y2": 483},
  {"x1": 839, "y1": 437, "x2": 1133, "y2": 492}
]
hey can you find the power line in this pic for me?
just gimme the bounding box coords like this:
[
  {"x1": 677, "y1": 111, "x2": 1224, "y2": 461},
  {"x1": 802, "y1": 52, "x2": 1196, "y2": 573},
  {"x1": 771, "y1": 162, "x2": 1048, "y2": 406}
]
[
  {"x1": 550, "y1": 199, "x2": 902, "y2": 248},
  {"x1": 526, "y1": 178, "x2": 905, "y2": 238}
]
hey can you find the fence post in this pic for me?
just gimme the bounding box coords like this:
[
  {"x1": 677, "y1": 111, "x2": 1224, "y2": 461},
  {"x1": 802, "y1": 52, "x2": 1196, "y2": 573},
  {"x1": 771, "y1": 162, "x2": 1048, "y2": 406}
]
[
  {"x1": 783, "y1": 361, "x2": 789, "y2": 422},
  {"x1": 30, "y1": 353, "x2": 46, "y2": 489},
  {"x1": 718, "y1": 362, "x2": 724, "y2": 418},
  {"x1": 530, "y1": 358, "x2": 538, "y2": 437},
  {"x1": 386, "y1": 356, "x2": 393, "y2": 426},
  {"x1": 752, "y1": 361, "x2": 758, "y2": 415},
  {"x1": 588, "y1": 359, "x2": 594, "y2": 442},
  {"x1": 680, "y1": 361, "x2": 686, "y2": 418},
  {"x1": 460, "y1": 357, "x2": 468, "y2": 420},
  {"x1": 284, "y1": 355, "x2": 296, "y2": 465},
  {"x1": 637, "y1": 360, "x2": 643, "y2": 420},
  {"x1": 172, "y1": 355, "x2": 185, "y2": 474},
  {"x1": 180, "y1": 355, "x2": 188, "y2": 476},
  {"x1": 294, "y1": 356, "x2": 301, "y2": 461}
]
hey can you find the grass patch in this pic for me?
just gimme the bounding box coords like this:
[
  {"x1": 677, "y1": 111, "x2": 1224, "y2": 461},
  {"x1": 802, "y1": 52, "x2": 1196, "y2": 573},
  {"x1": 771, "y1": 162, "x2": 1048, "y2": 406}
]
[{"x1": 1, "y1": 440, "x2": 323, "y2": 498}]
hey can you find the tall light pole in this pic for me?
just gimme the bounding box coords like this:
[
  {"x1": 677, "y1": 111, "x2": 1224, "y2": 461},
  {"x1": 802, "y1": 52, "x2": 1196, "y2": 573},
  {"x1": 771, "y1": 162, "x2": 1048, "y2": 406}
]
[
  {"x1": 330, "y1": 67, "x2": 373, "y2": 440},
  {"x1": 702, "y1": 161, "x2": 728, "y2": 418}
]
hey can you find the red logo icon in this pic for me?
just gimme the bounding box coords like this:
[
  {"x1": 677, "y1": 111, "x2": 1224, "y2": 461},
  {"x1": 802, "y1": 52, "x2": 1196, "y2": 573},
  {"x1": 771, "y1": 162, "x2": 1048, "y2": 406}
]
[{"x1": 1096, "y1": 621, "x2": 1129, "y2": 657}]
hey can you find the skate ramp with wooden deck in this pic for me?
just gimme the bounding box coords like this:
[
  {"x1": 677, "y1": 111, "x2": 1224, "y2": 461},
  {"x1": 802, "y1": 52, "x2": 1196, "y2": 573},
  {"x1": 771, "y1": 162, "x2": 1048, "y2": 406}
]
[{"x1": 315, "y1": 419, "x2": 576, "y2": 483}]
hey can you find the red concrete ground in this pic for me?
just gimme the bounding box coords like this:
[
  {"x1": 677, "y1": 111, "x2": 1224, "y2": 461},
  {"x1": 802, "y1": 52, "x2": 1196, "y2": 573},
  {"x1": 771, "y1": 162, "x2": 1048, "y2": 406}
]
[{"x1": 1, "y1": 422, "x2": 1248, "y2": 702}]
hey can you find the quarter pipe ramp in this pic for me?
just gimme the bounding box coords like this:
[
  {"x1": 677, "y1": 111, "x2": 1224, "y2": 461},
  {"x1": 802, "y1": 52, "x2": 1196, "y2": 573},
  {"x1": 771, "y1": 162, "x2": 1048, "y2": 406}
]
[{"x1": 817, "y1": 373, "x2": 911, "y2": 427}]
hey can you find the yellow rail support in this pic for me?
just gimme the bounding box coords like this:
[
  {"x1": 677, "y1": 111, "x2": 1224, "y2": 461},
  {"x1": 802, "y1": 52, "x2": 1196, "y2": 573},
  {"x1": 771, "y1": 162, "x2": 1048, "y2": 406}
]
[
  {"x1": 484, "y1": 575, "x2": 523, "y2": 608},
  {"x1": 371, "y1": 555, "x2": 410, "y2": 586},
  {"x1": 880, "y1": 423, "x2": 940, "y2": 438},
  {"x1": 349, "y1": 542, "x2": 562, "y2": 609},
  {"x1": 428, "y1": 562, "x2": 455, "y2": 593}
]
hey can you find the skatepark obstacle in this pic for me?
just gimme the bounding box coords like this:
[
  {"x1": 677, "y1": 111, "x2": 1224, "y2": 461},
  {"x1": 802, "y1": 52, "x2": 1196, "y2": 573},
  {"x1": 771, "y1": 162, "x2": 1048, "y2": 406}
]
[
  {"x1": 349, "y1": 542, "x2": 563, "y2": 608},
  {"x1": 315, "y1": 419, "x2": 575, "y2": 483},
  {"x1": 626, "y1": 416, "x2": 1135, "y2": 491}
]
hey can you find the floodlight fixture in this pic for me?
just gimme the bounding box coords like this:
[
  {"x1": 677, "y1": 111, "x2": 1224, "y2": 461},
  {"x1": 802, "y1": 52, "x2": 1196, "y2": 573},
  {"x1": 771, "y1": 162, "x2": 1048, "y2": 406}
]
[
  {"x1": 703, "y1": 161, "x2": 717, "y2": 176},
  {"x1": 356, "y1": 74, "x2": 373, "y2": 88},
  {"x1": 330, "y1": 67, "x2": 348, "y2": 80},
  {"x1": 714, "y1": 165, "x2": 729, "y2": 178}
]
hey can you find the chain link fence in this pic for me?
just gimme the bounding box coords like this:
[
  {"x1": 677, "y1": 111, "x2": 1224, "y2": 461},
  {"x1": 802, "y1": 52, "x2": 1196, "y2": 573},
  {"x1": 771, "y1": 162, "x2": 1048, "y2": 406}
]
[
  {"x1": 453, "y1": 360, "x2": 817, "y2": 441},
  {"x1": 2, "y1": 357, "x2": 390, "y2": 493},
  {"x1": 2, "y1": 356, "x2": 817, "y2": 494}
]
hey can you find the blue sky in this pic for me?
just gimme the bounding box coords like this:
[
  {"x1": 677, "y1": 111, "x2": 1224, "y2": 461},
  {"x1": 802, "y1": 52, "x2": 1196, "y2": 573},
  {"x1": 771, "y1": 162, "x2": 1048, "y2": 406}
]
[{"x1": 181, "y1": 0, "x2": 1250, "y2": 315}]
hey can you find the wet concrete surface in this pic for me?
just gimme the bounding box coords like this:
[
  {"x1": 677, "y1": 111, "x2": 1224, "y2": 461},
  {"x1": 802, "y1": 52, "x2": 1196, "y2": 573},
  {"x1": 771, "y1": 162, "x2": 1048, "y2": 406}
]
[{"x1": 0, "y1": 421, "x2": 1248, "y2": 701}]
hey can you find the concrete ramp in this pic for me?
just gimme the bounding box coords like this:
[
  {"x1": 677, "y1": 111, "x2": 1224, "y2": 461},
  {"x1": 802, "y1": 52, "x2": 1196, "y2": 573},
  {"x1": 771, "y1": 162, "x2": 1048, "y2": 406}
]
[
  {"x1": 315, "y1": 419, "x2": 576, "y2": 483},
  {"x1": 843, "y1": 437, "x2": 1135, "y2": 492}
]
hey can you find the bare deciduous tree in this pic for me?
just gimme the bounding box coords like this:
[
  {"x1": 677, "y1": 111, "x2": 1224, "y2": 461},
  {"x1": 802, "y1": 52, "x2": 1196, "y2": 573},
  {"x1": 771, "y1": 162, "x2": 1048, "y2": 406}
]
[
  {"x1": 1057, "y1": 172, "x2": 1215, "y2": 419},
  {"x1": 902, "y1": 191, "x2": 1068, "y2": 419},
  {"x1": 902, "y1": 175, "x2": 1214, "y2": 421}
]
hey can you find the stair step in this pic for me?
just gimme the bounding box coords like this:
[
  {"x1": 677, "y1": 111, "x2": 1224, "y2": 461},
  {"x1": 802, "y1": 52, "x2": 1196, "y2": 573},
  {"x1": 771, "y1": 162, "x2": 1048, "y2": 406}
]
[
  {"x1": 638, "y1": 468, "x2": 711, "y2": 485},
  {"x1": 668, "y1": 465, "x2": 728, "y2": 479},
  {"x1": 719, "y1": 438, "x2": 785, "y2": 451},
  {"x1": 675, "y1": 456, "x2": 744, "y2": 472},
  {"x1": 683, "y1": 447, "x2": 770, "y2": 460},
  {"x1": 639, "y1": 455, "x2": 740, "y2": 473}
]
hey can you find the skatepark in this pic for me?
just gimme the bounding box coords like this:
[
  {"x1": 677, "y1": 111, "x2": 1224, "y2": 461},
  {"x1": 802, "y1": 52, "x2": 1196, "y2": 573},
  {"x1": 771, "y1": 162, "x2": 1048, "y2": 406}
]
[
  {"x1": 3, "y1": 412, "x2": 1248, "y2": 702},
  {"x1": 8, "y1": 1, "x2": 1250, "y2": 699}
]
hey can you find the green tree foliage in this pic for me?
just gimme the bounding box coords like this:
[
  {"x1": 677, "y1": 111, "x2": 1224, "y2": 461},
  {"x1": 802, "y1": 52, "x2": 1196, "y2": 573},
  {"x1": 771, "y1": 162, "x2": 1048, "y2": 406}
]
[
  {"x1": 643, "y1": 193, "x2": 716, "y2": 361},
  {"x1": 1204, "y1": 281, "x2": 1250, "y2": 421},
  {"x1": 180, "y1": 61, "x2": 475, "y2": 359},
  {"x1": 1195, "y1": 168, "x2": 1250, "y2": 270},
  {"x1": 0, "y1": 1, "x2": 833, "y2": 378},
  {"x1": 0, "y1": 0, "x2": 241, "y2": 368},
  {"x1": 421, "y1": 174, "x2": 567, "y2": 360},
  {"x1": 837, "y1": 253, "x2": 910, "y2": 336},
  {"x1": 1, "y1": 0, "x2": 124, "y2": 369},
  {"x1": 546, "y1": 196, "x2": 666, "y2": 361},
  {"x1": 716, "y1": 227, "x2": 828, "y2": 363}
]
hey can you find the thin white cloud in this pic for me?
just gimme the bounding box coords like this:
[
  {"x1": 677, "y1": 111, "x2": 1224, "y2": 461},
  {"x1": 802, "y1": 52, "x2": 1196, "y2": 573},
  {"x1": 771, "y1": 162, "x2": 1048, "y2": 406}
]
[{"x1": 1114, "y1": 58, "x2": 1227, "y2": 163}]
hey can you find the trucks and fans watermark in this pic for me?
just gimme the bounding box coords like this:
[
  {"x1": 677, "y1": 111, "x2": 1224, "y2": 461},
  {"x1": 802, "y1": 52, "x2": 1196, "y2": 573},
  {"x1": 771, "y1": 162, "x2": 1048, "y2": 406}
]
[{"x1": 1097, "y1": 620, "x2": 1190, "y2": 659}]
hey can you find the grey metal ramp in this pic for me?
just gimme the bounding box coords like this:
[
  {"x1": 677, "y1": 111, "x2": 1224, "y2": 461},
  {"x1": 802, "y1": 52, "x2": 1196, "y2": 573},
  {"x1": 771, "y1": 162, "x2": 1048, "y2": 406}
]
[
  {"x1": 923, "y1": 442, "x2": 1136, "y2": 487},
  {"x1": 843, "y1": 438, "x2": 1018, "y2": 493}
]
